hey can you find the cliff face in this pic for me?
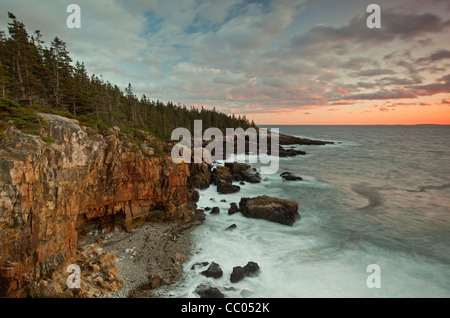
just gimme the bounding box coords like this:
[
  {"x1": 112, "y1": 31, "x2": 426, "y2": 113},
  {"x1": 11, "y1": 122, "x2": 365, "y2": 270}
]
[{"x1": 0, "y1": 114, "x2": 193, "y2": 297}]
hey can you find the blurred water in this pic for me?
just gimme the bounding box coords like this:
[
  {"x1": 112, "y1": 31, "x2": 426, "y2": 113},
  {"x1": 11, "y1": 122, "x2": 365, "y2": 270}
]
[{"x1": 168, "y1": 125, "x2": 450, "y2": 297}]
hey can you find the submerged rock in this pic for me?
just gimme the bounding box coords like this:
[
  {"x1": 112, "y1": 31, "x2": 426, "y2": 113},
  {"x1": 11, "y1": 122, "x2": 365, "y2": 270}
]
[
  {"x1": 225, "y1": 224, "x2": 237, "y2": 231},
  {"x1": 239, "y1": 195, "x2": 300, "y2": 226}
]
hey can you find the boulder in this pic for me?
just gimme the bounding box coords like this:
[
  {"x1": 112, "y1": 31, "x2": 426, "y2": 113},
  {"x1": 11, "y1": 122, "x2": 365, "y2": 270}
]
[
  {"x1": 240, "y1": 168, "x2": 261, "y2": 183},
  {"x1": 188, "y1": 162, "x2": 212, "y2": 189},
  {"x1": 217, "y1": 179, "x2": 240, "y2": 194},
  {"x1": 230, "y1": 266, "x2": 246, "y2": 283},
  {"x1": 244, "y1": 261, "x2": 260, "y2": 277},
  {"x1": 228, "y1": 202, "x2": 239, "y2": 215},
  {"x1": 225, "y1": 224, "x2": 237, "y2": 231},
  {"x1": 239, "y1": 195, "x2": 300, "y2": 226},
  {"x1": 280, "y1": 172, "x2": 303, "y2": 181},
  {"x1": 211, "y1": 166, "x2": 232, "y2": 184},
  {"x1": 225, "y1": 162, "x2": 251, "y2": 174},
  {"x1": 195, "y1": 284, "x2": 224, "y2": 298},
  {"x1": 200, "y1": 262, "x2": 223, "y2": 279},
  {"x1": 188, "y1": 189, "x2": 200, "y2": 202},
  {"x1": 210, "y1": 206, "x2": 220, "y2": 215},
  {"x1": 230, "y1": 261, "x2": 260, "y2": 283}
]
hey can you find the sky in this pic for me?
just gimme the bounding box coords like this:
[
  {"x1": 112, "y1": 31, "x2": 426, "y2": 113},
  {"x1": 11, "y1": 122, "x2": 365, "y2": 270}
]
[{"x1": 1, "y1": 0, "x2": 449, "y2": 125}]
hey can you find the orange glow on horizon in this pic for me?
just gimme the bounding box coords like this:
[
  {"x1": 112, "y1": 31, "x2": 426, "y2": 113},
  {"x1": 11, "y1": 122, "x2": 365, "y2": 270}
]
[{"x1": 248, "y1": 103, "x2": 450, "y2": 125}]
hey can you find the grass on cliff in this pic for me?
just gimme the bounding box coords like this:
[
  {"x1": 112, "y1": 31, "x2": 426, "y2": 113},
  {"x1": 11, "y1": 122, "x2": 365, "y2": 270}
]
[
  {"x1": 0, "y1": 97, "x2": 45, "y2": 142},
  {"x1": 0, "y1": 97, "x2": 163, "y2": 155},
  {"x1": 0, "y1": 97, "x2": 43, "y2": 129}
]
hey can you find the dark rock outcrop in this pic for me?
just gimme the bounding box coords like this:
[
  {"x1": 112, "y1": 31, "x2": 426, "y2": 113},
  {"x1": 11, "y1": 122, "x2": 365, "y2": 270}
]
[
  {"x1": 244, "y1": 261, "x2": 261, "y2": 276},
  {"x1": 230, "y1": 261, "x2": 261, "y2": 283},
  {"x1": 224, "y1": 163, "x2": 261, "y2": 183},
  {"x1": 195, "y1": 284, "x2": 224, "y2": 298},
  {"x1": 191, "y1": 262, "x2": 209, "y2": 270},
  {"x1": 230, "y1": 266, "x2": 246, "y2": 283},
  {"x1": 211, "y1": 166, "x2": 232, "y2": 184},
  {"x1": 228, "y1": 203, "x2": 239, "y2": 215},
  {"x1": 225, "y1": 162, "x2": 251, "y2": 174},
  {"x1": 217, "y1": 179, "x2": 240, "y2": 194},
  {"x1": 187, "y1": 163, "x2": 211, "y2": 189},
  {"x1": 240, "y1": 168, "x2": 261, "y2": 183},
  {"x1": 277, "y1": 133, "x2": 333, "y2": 146},
  {"x1": 280, "y1": 172, "x2": 303, "y2": 181},
  {"x1": 279, "y1": 147, "x2": 306, "y2": 157},
  {"x1": 200, "y1": 262, "x2": 223, "y2": 279},
  {"x1": 239, "y1": 195, "x2": 300, "y2": 226},
  {"x1": 210, "y1": 207, "x2": 220, "y2": 215}
]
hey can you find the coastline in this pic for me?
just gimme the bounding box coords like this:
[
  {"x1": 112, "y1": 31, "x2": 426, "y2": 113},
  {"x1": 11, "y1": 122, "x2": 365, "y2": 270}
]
[{"x1": 98, "y1": 132, "x2": 331, "y2": 298}]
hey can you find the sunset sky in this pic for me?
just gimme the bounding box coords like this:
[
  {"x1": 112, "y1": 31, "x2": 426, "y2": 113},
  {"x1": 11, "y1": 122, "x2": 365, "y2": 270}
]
[{"x1": 1, "y1": 0, "x2": 449, "y2": 124}]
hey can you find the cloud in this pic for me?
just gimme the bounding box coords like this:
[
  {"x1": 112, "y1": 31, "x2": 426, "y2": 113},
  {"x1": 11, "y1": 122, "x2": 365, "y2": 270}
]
[
  {"x1": 1, "y1": 0, "x2": 449, "y2": 121},
  {"x1": 342, "y1": 88, "x2": 417, "y2": 101},
  {"x1": 353, "y1": 69, "x2": 396, "y2": 77},
  {"x1": 417, "y1": 49, "x2": 450, "y2": 63},
  {"x1": 289, "y1": 11, "x2": 450, "y2": 50},
  {"x1": 406, "y1": 74, "x2": 450, "y2": 96}
]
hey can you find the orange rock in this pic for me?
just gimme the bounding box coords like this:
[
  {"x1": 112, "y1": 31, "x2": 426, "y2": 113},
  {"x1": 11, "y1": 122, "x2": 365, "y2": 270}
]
[{"x1": 0, "y1": 115, "x2": 194, "y2": 297}]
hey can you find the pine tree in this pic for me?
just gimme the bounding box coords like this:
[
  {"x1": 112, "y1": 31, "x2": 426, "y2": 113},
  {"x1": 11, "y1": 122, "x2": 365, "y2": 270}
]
[
  {"x1": 48, "y1": 36, "x2": 73, "y2": 107},
  {"x1": 0, "y1": 61, "x2": 11, "y2": 98}
]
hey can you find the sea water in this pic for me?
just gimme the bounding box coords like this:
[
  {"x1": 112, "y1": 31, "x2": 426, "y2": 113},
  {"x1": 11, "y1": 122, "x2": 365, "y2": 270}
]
[{"x1": 168, "y1": 125, "x2": 450, "y2": 298}]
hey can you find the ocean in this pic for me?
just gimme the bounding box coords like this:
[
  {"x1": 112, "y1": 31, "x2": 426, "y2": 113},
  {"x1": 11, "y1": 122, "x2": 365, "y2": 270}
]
[{"x1": 168, "y1": 125, "x2": 450, "y2": 297}]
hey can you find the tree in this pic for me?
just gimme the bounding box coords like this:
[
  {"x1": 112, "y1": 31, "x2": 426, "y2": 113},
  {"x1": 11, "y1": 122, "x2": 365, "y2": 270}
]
[
  {"x1": 48, "y1": 36, "x2": 73, "y2": 106},
  {"x1": 0, "y1": 61, "x2": 11, "y2": 98},
  {"x1": 7, "y1": 12, "x2": 29, "y2": 101}
]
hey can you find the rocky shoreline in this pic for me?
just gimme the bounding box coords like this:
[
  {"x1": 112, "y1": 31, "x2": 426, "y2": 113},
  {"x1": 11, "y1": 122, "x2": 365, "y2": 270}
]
[
  {"x1": 96, "y1": 134, "x2": 330, "y2": 298},
  {"x1": 0, "y1": 113, "x2": 332, "y2": 297}
]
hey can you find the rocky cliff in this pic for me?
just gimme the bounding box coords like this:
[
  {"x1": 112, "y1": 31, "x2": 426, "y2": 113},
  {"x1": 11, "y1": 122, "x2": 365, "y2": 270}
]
[{"x1": 0, "y1": 113, "x2": 194, "y2": 297}]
